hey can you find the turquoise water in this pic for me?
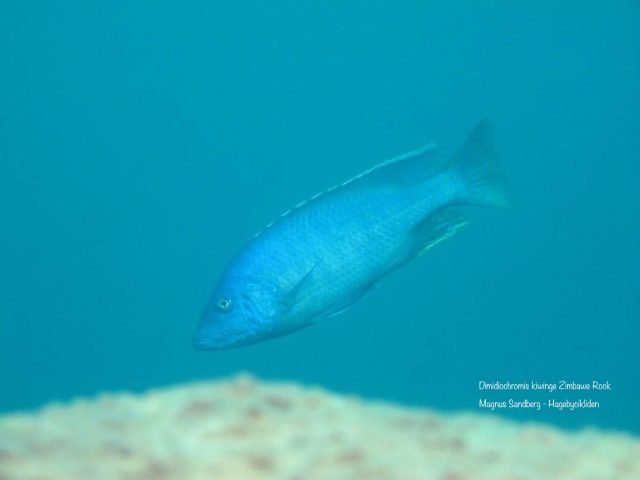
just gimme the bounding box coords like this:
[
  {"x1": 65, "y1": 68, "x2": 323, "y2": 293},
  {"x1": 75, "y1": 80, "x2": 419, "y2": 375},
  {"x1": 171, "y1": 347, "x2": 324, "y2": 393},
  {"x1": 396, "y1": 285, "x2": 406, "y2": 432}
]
[{"x1": 2, "y1": 1, "x2": 638, "y2": 435}]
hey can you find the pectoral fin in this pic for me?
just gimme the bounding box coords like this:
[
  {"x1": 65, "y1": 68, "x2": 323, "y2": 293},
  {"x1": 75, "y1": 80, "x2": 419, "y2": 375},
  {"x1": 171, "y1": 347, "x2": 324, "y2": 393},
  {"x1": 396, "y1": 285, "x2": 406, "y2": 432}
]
[
  {"x1": 278, "y1": 259, "x2": 322, "y2": 312},
  {"x1": 412, "y1": 208, "x2": 469, "y2": 255}
]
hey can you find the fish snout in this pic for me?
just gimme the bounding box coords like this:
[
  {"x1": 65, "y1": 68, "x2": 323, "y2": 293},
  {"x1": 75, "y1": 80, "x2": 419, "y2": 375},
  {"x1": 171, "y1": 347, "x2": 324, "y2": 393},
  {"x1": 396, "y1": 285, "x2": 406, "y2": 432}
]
[{"x1": 193, "y1": 327, "x2": 220, "y2": 351}]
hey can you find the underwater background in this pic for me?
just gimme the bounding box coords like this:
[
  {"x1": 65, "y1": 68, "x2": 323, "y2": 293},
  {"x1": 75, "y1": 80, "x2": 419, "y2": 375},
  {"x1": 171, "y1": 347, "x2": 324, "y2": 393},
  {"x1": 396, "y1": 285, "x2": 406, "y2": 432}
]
[{"x1": 1, "y1": 0, "x2": 639, "y2": 438}]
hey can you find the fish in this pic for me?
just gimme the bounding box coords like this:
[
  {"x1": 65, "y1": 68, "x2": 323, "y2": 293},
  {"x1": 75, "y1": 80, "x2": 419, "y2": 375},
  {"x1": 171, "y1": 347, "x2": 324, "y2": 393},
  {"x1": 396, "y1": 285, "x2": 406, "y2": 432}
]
[{"x1": 194, "y1": 120, "x2": 508, "y2": 350}]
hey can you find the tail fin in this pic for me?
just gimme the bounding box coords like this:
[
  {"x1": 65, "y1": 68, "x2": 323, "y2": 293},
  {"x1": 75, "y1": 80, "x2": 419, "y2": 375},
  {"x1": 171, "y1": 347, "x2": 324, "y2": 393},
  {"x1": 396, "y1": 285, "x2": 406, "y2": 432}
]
[{"x1": 447, "y1": 119, "x2": 509, "y2": 207}]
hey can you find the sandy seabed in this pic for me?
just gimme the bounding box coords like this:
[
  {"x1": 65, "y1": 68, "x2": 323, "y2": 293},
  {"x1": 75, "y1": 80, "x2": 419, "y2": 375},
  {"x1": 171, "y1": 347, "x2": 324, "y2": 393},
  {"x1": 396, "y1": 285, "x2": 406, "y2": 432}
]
[{"x1": 0, "y1": 374, "x2": 638, "y2": 480}]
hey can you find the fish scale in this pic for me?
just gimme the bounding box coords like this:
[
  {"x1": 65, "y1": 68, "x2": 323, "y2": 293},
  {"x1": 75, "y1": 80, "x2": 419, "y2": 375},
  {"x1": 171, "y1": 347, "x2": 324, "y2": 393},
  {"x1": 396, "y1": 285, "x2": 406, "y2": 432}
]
[{"x1": 194, "y1": 120, "x2": 508, "y2": 350}]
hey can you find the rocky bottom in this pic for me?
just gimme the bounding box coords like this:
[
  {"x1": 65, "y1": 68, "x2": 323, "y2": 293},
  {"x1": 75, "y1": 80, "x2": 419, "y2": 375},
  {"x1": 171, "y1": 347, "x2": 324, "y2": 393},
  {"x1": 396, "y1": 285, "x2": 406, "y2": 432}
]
[{"x1": 0, "y1": 375, "x2": 638, "y2": 480}]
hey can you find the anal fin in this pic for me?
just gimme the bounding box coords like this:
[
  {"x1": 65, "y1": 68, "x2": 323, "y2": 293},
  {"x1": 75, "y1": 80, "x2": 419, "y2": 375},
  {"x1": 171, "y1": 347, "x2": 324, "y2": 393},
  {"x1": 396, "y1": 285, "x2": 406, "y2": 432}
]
[{"x1": 413, "y1": 208, "x2": 469, "y2": 255}]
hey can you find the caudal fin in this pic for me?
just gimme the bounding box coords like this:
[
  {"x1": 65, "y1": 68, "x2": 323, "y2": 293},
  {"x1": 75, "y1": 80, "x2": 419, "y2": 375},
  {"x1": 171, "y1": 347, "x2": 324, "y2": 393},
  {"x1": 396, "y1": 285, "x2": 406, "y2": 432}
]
[{"x1": 448, "y1": 119, "x2": 509, "y2": 207}]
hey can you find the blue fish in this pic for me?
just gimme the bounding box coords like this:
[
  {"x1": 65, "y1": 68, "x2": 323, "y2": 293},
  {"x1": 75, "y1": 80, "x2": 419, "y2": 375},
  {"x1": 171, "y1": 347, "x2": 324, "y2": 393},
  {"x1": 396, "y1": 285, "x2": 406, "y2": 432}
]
[{"x1": 195, "y1": 120, "x2": 508, "y2": 350}]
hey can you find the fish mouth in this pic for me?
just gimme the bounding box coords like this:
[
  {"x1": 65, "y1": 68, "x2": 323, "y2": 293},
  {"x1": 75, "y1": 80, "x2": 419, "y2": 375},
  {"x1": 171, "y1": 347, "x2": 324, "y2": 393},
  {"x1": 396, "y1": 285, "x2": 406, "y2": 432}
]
[
  {"x1": 193, "y1": 329, "x2": 245, "y2": 351},
  {"x1": 193, "y1": 335, "x2": 216, "y2": 351},
  {"x1": 193, "y1": 333, "x2": 229, "y2": 351},
  {"x1": 193, "y1": 328, "x2": 266, "y2": 351}
]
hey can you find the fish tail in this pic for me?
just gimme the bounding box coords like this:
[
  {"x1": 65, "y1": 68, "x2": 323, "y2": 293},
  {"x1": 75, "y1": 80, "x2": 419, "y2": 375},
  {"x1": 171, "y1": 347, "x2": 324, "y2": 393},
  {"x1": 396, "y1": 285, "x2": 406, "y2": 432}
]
[{"x1": 447, "y1": 119, "x2": 510, "y2": 207}]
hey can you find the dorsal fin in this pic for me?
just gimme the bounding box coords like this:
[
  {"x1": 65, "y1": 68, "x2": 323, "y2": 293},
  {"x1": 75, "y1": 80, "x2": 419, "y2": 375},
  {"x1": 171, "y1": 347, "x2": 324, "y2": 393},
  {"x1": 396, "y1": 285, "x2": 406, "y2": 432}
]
[
  {"x1": 343, "y1": 143, "x2": 439, "y2": 189},
  {"x1": 254, "y1": 142, "x2": 439, "y2": 238}
]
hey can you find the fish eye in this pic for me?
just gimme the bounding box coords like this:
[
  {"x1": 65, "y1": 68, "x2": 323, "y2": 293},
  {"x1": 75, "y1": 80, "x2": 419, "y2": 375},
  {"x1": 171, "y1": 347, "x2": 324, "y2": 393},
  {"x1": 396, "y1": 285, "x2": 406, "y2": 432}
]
[{"x1": 217, "y1": 298, "x2": 232, "y2": 312}]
